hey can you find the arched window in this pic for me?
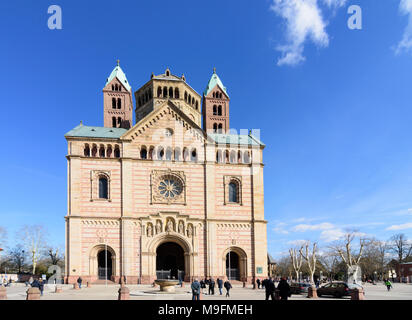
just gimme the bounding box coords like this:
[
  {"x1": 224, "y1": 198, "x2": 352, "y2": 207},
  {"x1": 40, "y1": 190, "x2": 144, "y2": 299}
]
[
  {"x1": 112, "y1": 117, "x2": 116, "y2": 128},
  {"x1": 99, "y1": 146, "x2": 105, "y2": 158},
  {"x1": 225, "y1": 150, "x2": 230, "y2": 163},
  {"x1": 117, "y1": 98, "x2": 121, "y2": 109},
  {"x1": 112, "y1": 85, "x2": 114, "y2": 91},
  {"x1": 220, "y1": 93, "x2": 222, "y2": 98},
  {"x1": 158, "y1": 147, "x2": 164, "y2": 160},
  {"x1": 169, "y1": 87, "x2": 174, "y2": 98},
  {"x1": 213, "y1": 105, "x2": 217, "y2": 115},
  {"x1": 112, "y1": 98, "x2": 116, "y2": 109},
  {"x1": 148, "y1": 146, "x2": 154, "y2": 160},
  {"x1": 191, "y1": 149, "x2": 197, "y2": 162},
  {"x1": 192, "y1": 97, "x2": 195, "y2": 105},
  {"x1": 238, "y1": 151, "x2": 242, "y2": 163},
  {"x1": 114, "y1": 147, "x2": 120, "y2": 158},
  {"x1": 106, "y1": 145, "x2": 113, "y2": 158},
  {"x1": 230, "y1": 151, "x2": 236, "y2": 163},
  {"x1": 188, "y1": 94, "x2": 191, "y2": 105},
  {"x1": 99, "y1": 177, "x2": 108, "y2": 199},
  {"x1": 157, "y1": 87, "x2": 162, "y2": 97},
  {"x1": 119, "y1": 86, "x2": 121, "y2": 92},
  {"x1": 213, "y1": 92, "x2": 215, "y2": 98},
  {"x1": 115, "y1": 84, "x2": 118, "y2": 91},
  {"x1": 183, "y1": 147, "x2": 189, "y2": 161},
  {"x1": 92, "y1": 145, "x2": 97, "y2": 157},
  {"x1": 166, "y1": 147, "x2": 172, "y2": 161},
  {"x1": 244, "y1": 152, "x2": 251, "y2": 164},
  {"x1": 174, "y1": 147, "x2": 181, "y2": 161},
  {"x1": 84, "y1": 145, "x2": 90, "y2": 157},
  {"x1": 184, "y1": 92, "x2": 187, "y2": 102},
  {"x1": 218, "y1": 123, "x2": 223, "y2": 133},
  {"x1": 117, "y1": 117, "x2": 122, "y2": 127},
  {"x1": 140, "y1": 147, "x2": 147, "y2": 159},
  {"x1": 175, "y1": 88, "x2": 180, "y2": 99},
  {"x1": 195, "y1": 101, "x2": 198, "y2": 110},
  {"x1": 213, "y1": 123, "x2": 218, "y2": 133},
  {"x1": 228, "y1": 181, "x2": 239, "y2": 203},
  {"x1": 163, "y1": 87, "x2": 168, "y2": 97},
  {"x1": 218, "y1": 105, "x2": 222, "y2": 116}
]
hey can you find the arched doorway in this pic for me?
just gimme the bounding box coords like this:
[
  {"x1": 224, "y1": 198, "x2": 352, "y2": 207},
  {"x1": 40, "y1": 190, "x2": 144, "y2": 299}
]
[
  {"x1": 226, "y1": 251, "x2": 240, "y2": 280},
  {"x1": 156, "y1": 242, "x2": 185, "y2": 280},
  {"x1": 97, "y1": 250, "x2": 112, "y2": 280}
]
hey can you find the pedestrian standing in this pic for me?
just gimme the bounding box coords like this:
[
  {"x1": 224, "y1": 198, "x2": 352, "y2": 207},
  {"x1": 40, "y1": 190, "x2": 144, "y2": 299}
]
[
  {"x1": 257, "y1": 278, "x2": 261, "y2": 289},
  {"x1": 208, "y1": 278, "x2": 215, "y2": 295},
  {"x1": 265, "y1": 278, "x2": 275, "y2": 300},
  {"x1": 77, "y1": 276, "x2": 83, "y2": 289},
  {"x1": 224, "y1": 279, "x2": 232, "y2": 297},
  {"x1": 38, "y1": 278, "x2": 44, "y2": 296},
  {"x1": 277, "y1": 277, "x2": 291, "y2": 300},
  {"x1": 217, "y1": 278, "x2": 223, "y2": 295},
  {"x1": 191, "y1": 279, "x2": 201, "y2": 300}
]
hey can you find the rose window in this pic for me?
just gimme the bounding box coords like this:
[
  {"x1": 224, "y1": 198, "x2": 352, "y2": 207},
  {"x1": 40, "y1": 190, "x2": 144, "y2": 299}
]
[{"x1": 158, "y1": 178, "x2": 183, "y2": 198}]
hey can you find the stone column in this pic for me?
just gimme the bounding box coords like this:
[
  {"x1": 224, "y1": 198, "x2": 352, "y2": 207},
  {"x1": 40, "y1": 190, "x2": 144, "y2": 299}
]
[
  {"x1": 350, "y1": 288, "x2": 365, "y2": 300},
  {"x1": 307, "y1": 286, "x2": 318, "y2": 298},
  {"x1": 118, "y1": 286, "x2": 130, "y2": 300}
]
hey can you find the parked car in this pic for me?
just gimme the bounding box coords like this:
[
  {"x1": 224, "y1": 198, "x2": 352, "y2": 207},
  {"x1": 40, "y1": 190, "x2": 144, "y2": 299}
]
[
  {"x1": 317, "y1": 282, "x2": 364, "y2": 298},
  {"x1": 290, "y1": 282, "x2": 312, "y2": 294}
]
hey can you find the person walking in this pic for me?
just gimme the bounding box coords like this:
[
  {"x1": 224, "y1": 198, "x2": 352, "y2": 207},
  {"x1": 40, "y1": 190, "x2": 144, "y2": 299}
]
[
  {"x1": 277, "y1": 277, "x2": 291, "y2": 300},
  {"x1": 385, "y1": 279, "x2": 392, "y2": 291},
  {"x1": 200, "y1": 279, "x2": 206, "y2": 294},
  {"x1": 38, "y1": 278, "x2": 44, "y2": 296},
  {"x1": 77, "y1": 276, "x2": 83, "y2": 289},
  {"x1": 208, "y1": 278, "x2": 215, "y2": 295},
  {"x1": 224, "y1": 279, "x2": 232, "y2": 298},
  {"x1": 217, "y1": 278, "x2": 223, "y2": 295},
  {"x1": 191, "y1": 278, "x2": 201, "y2": 300},
  {"x1": 265, "y1": 278, "x2": 276, "y2": 300},
  {"x1": 257, "y1": 278, "x2": 261, "y2": 289}
]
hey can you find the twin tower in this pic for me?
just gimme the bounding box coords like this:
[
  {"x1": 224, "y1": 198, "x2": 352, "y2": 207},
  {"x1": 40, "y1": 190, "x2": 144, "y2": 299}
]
[{"x1": 103, "y1": 62, "x2": 230, "y2": 133}]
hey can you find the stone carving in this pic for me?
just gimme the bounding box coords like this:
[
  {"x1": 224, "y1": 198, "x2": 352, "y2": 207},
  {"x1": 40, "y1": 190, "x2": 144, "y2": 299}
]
[
  {"x1": 166, "y1": 219, "x2": 174, "y2": 232},
  {"x1": 155, "y1": 220, "x2": 162, "y2": 234},
  {"x1": 187, "y1": 224, "x2": 193, "y2": 238},
  {"x1": 178, "y1": 221, "x2": 184, "y2": 235},
  {"x1": 147, "y1": 224, "x2": 153, "y2": 237}
]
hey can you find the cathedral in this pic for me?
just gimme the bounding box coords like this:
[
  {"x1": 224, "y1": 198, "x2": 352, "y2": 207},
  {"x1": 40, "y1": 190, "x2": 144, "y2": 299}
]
[{"x1": 64, "y1": 62, "x2": 268, "y2": 284}]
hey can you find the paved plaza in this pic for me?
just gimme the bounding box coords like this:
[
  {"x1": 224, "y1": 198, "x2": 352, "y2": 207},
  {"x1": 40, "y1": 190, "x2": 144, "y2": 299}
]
[{"x1": 2, "y1": 282, "x2": 412, "y2": 300}]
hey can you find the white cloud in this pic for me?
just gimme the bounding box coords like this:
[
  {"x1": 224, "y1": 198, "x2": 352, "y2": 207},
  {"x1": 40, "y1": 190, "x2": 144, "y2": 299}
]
[
  {"x1": 292, "y1": 222, "x2": 334, "y2": 232},
  {"x1": 320, "y1": 229, "x2": 346, "y2": 242},
  {"x1": 273, "y1": 227, "x2": 289, "y2": 234},
  {"x1": 270, "y1": 0, "x2": 346, "y2": 66},
  {"x1": 396, "y1": 0, "x2": 412, "y2": 54},
  {"x1": 386, "y1": 222, "x2": 412, "y2": 231},
  {"x1": 287, "y1": 239, "x2": 308, "y2": 246}
]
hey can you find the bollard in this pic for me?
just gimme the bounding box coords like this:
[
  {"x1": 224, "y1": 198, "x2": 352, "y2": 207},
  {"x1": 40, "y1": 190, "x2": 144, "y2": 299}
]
[
  {"x1": 73, "y1": 282, "x2": 79, "y2": 290},
  {"x1": 26, "y1": 287, "x2": 41, "y2": 300},
  {"x1": 307, "y1": 286, "x2": 318, "y2": 298},
  {"x1": 55, "y1": 286, "x2": 62, "y2": 293},
  {"x1": 118, "y1": 285, "x2": 130, "y2": 300},
  {"x1": 0, "y1": 286, "x2": 7, "y2": 300},
  {"x1": 243, "y1": 281, "x2": 246, "y2": 288},
  {"x1": 87, "y1": 282, "x2": 91, "y2": 288},
  {"x1": 350, "y1": 288, "x2": 365, "y2": 300},
  {"x1": 274, "y1": 289, "x2": 281, "y2": 300}
]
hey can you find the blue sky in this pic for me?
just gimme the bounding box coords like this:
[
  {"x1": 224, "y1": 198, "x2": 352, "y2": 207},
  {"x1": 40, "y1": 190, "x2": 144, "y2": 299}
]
[{"x1": 1, "y1": 0, "x2": 412, "y2": 258}]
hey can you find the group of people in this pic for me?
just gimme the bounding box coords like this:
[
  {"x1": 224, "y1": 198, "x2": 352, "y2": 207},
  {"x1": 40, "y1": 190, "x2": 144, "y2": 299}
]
[
  {"x1": 261, "y1": 277, "x2": 291, "y2": 300},
  {"x1": 191, "y1": 278, "x2": 232, "y2": 300}
]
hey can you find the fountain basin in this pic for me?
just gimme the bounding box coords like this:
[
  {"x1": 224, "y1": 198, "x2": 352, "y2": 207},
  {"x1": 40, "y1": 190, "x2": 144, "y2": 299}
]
[{"x1": 155, "y1": 280, "x2": 179, "y2": 293}]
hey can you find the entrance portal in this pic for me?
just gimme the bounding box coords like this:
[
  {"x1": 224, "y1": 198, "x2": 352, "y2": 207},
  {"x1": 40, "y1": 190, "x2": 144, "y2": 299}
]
[
  {"x1": 226, "y1": 251, "x2": 240, "y2": 280},
  {"x1": 156, "y1": 242, "x2": 185, "y2": 280},
  {"x1": 97, "y1": 250, "x2": 112, "y2": 280}
]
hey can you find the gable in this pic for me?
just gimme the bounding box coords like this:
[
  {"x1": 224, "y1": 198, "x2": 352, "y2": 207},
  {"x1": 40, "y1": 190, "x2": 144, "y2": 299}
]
[
  {"x1": 104, "y1": 77, "x2": 130, "y2": 93},
  {"x1": 206, "y1": 84, "x2": 229, "y2": 100},
  {"x1": 121, "y1": 101, "x2": 206, "y2": 146}
]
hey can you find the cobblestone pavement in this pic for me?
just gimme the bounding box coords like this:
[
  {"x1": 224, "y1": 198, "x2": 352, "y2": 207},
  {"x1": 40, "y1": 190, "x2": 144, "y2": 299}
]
[{"x1": 3, "y1": 282, "x2": 411, "y2": 300}]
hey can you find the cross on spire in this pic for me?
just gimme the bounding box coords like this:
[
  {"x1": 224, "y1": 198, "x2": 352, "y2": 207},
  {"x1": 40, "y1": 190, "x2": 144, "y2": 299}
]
[
  {"x1": 213, "y1": 67, "x2": 216, "y2": 73},
  {"x1": 117, "y1": 59, "x2": 120, "y2": 66}
]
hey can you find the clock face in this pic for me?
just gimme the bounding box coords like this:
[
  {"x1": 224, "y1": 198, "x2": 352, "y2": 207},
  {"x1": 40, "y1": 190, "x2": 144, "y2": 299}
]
[{"x1": 158, "y1": 179, "x2": 182, "y2": 198}]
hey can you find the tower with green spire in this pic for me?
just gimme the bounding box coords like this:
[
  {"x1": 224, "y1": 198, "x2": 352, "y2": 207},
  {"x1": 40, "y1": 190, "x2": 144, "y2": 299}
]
[
  {"x1": 102, "y1": 60, "x2": 133, "y2": 129},
  {"x1": 202, "y1": 68, "x2": 230, "y2": 133}
]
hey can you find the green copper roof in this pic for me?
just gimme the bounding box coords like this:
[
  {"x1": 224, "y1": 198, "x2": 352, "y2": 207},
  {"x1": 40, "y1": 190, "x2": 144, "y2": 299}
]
[
  {"x1": 208, "y1": 133, "x2": 264, "y2": 146},
  {"x1": 65, "y1": 124, "x2": 127, "y2": 139},
  {"x1": 105, "y1": 63, "x2": 131, "y2": 92},
  {"x1": 203, "y1": 69, "x2": 229, "y2": 97}
]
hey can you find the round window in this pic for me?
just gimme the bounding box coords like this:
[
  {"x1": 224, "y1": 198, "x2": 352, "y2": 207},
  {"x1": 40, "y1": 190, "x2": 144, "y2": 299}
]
[{"x1": 158, "y1": 178, "x2": 183, "y2": 198}]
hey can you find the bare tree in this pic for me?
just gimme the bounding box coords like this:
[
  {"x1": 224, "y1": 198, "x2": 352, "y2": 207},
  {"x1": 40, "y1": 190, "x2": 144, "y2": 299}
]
[
  {"x1": 289, "y1": 247, "x2": 304, "y2": 281},
  {"x1": 46, "y1": 246, "x2": 63, "y2": 265},
  {"x1": 318, "y1": 250, "x2": 340, "y2": 281},
  {"x1": 8, "y1": 245, "x2": 26, "y2": 273},
  {"x1": 388, "y1": 233, "x2": 412, "y2": 264},
  {"x1": 299, "y1": 242, "x2": 317, "y2": 284},
  {"x1": 330, "y1": 231, "x2": 366, "y2": 269},
  {"x1": 18, "y1": 225, "x2": 47, "y2": 274}
]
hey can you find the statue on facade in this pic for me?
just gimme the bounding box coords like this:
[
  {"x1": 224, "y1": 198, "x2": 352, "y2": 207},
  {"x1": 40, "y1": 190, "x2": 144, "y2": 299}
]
[
  {"x1": 187, "y1": 224, "x2": 193, "y2": 237},
  {"x1": 155, "y1": 220, "x2": 162, "y2": 234},
  {"x1": 178, "y1": 221, "x2": 184, "y2": 234},
  {"x1": 147, "y1": 224, "x2": 153, "y2": 237},
  {"x1": 166, "y1": 219, "x2": 174, "y2": 232}
]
